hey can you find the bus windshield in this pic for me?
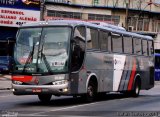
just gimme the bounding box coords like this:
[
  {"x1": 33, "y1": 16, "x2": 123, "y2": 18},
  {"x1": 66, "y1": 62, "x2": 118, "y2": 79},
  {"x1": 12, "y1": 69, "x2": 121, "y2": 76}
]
[{"x1": 13, "y1": 27, "x2": 71, "y2": 75}]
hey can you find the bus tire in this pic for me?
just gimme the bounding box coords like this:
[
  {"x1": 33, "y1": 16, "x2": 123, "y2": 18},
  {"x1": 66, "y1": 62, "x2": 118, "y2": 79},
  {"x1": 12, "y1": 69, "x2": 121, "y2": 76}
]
[
  {"x1": 131, "y1": 79, "x2": 141, "y2": 97},
  {"x1": 86, "y1": 81, "x2": 97, "y2": 102},
  {"x1": 38, "y1": 94, "x2": 52, "y2": 103}
]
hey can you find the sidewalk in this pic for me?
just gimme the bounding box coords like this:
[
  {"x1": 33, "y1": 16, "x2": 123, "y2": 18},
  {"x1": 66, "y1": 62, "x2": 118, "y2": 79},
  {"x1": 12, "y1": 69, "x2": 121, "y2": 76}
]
[
  {"x1": 0, "y1": 75, "x2": 11, "y2": 90},
  {"x1": 155, "y1": 81, "x2": 160, "y2": 85}
]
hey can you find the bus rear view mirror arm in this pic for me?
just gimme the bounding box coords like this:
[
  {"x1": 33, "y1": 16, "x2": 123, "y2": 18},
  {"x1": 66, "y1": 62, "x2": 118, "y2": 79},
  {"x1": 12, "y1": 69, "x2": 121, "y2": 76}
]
[{"x1": 6, "y1": 37, "x2": 16, "y2": 44}]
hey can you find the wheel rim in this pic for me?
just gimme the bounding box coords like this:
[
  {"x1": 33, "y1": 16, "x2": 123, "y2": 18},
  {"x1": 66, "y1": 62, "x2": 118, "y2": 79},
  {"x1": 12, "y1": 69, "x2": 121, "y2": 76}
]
[
  {"x1": 88, "y1": 86, "x2": 93, "y2": 97},
  {"x1": 135, "y1": 83, "x2": 140, "y2": 95}
]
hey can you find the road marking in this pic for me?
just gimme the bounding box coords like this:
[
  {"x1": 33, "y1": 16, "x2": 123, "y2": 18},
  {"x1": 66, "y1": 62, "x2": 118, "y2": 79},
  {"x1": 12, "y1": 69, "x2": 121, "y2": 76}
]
[
  {"x1": 18, "y1": 114, "x2": 48, "y2": 116},
  {"x1": 0, "y1": 95, "x2": 11, "y2": 98},
  {"x1": 30, "y1": 102, "x2": 99, "y2": 116},
  {"x1": 42, "y1": 116, "x2": 100, "y2": 117},
  {"x1": 19, "y1": 114, "x2": 98, "y2": 117}
]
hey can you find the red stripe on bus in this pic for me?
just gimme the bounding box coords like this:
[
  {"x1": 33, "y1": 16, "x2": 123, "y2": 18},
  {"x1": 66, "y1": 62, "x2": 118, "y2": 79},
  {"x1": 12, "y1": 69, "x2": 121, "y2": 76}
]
[
  {"x1": 128, "y1": 59, "x2": 136, "y2": 90},
  {"x1": 12, "y1": 75, "x2": 33, "y2": 82}
]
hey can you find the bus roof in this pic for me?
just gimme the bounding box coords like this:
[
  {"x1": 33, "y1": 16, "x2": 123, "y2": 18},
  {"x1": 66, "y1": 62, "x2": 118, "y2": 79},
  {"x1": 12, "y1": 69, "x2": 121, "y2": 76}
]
[{"x1": 21, "y1": 20, "x2": 153, "y2": 40}]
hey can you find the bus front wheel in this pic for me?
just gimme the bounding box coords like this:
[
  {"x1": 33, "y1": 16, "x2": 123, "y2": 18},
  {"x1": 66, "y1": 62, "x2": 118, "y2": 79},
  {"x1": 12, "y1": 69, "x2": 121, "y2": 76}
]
[
  {"x1": 86, "y1": 81, "x2": 97, "y2": 102},
  {"x1": 38, "y1": 94, "x2": 52, "y2": 103}
]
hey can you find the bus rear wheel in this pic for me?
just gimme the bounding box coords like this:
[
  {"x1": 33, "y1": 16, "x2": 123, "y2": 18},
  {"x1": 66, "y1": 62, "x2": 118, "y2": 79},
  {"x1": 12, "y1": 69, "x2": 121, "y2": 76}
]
[
  {"x1": 38, "y1": 94, "x2": 52, "y2": 103},
  {"x1": 124, "y1": 79, "x2": 141, "y2": 97},
  {"x1": 131, "y1": 80, "x2": 141, "y2": 97}
]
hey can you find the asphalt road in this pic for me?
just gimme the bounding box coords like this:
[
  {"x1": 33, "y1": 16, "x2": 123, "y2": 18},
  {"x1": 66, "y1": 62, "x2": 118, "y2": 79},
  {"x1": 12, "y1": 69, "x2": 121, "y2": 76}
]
[{"x1": 1, "y1": 83, "x2": 160, "y2": 117}]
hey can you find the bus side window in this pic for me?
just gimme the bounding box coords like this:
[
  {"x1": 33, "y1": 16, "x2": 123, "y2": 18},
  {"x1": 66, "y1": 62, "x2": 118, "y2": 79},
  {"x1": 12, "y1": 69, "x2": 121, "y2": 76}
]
[
  {"x1": 134, "y1": 38, "x2": 142, "y2": 55},
  {"x1": 99, "y1": 30, "x2": 109, "y2": 51},
  {"x1": 148, "y1": 41, "x2": 154, "y2": 56},
  {"x1": 123, "y1": 35, "x2": 132, "y2": 54},
  {"x1": 112, "y1": 33, "x2": 122, "y2": 53},
  {"x1": 71, "y1": 26, "x2": 86, "y2": 72},
  {"x1": 142, "y1": 40, "x2": 148, "y2": 56},
  {"x1": 108, "y1": 33, "x2": 112, "y2": 52},
  {"x1": 87, "y1": 28, "x2": 99, "y2": 50}
]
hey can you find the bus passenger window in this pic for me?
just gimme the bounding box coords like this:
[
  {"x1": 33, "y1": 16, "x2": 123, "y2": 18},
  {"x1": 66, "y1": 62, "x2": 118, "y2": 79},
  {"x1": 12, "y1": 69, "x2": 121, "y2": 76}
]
[
  {"x1": 112, "y1": 33, "x2": 122, "y2": 53},
  {"x1": 71, "y1": 26, "x2": 86, "y2": 71},
  {"x1": 142, "y1": 40, "x2": 148, "y2": 56},
  {"x1": 108, "y1": 34, "x2": 112, "y2": 52},
  {"x1": 99, "y1": 31, "x2": 109, "y2": 51},
  {"x1": 87, "y1": 28, "x2": 99, "y2": 50},
  {"x1": 134, "y1": 38, "x2": 142, "y2": 55},
  {"x1": 148, "y1": 41, "x2": 154, "y2": 56},
  {"x1": 123, "y1": 35, "x2": 132, "y2": 54}
]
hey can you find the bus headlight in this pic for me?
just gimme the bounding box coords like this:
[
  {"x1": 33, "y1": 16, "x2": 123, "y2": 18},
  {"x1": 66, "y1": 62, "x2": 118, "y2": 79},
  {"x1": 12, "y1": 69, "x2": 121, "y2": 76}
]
[
  {"x1": 52, "y1": 80, "x2": 68, "y2": 85},
  {"x1": 12, "y1": 89, "x2": 15, "y2": 92},
  {"x1": 12, "y1": 81, "x2": 23, "y2": 85},
  {"x1": 62, "y1": 88, "x2": 68, "y2": 92}
]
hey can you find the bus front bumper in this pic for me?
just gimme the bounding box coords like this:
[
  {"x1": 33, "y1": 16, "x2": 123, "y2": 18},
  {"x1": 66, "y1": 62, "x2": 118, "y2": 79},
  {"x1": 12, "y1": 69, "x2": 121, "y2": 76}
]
[{"x1": 12, "y1": 83, "x2": 70, "y2": 95}]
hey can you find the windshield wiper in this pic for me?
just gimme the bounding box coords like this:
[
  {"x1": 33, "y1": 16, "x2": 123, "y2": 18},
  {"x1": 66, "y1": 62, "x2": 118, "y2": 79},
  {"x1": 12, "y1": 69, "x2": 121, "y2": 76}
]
[
  {"x1": 36, "y1": 40, "x2": 53, "y2": 74},
  {"x1": 41, "y1": 52, "x2": 53, "y2": 74},
  {"x1": 22, "y1": 43, "x2": 35, "y2": 73}
]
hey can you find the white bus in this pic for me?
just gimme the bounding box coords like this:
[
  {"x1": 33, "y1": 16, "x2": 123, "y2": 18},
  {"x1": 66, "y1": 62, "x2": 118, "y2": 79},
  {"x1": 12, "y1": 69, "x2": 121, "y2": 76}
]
[{"x1": 11, "y1": 20, "x2": 154, "y2": 102}]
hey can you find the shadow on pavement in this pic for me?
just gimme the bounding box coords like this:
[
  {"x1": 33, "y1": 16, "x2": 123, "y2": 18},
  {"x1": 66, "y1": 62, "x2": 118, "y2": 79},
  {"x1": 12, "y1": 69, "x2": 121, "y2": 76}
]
[{"x1": 18, "y1": 93, "x2": 132, "y2": 107}]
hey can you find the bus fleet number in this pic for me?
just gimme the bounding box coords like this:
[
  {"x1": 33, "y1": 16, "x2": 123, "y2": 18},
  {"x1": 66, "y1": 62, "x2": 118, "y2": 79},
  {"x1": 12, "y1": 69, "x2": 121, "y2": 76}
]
[{"x1": 16, "y1": 22, "x2": 26, "y2": 26}]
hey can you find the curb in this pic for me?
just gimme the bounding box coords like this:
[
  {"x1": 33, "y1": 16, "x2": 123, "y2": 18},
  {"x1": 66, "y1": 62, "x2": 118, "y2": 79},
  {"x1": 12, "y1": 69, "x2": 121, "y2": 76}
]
[
  {"x1": 0, "y1": 75, "x2": 11, "y2": 80},
  {"x1": 0, "y1": 88, "x2": 11, "y2": 90},
  {"x1": 0, "y1": 89, "x2": 12, "y2": 94},
  {"x1": 155, "y1": 81, "x2": 160, "y2": 85},
  {"x1": 0, "y1": 80, "x2": 11, "y2": 90}
]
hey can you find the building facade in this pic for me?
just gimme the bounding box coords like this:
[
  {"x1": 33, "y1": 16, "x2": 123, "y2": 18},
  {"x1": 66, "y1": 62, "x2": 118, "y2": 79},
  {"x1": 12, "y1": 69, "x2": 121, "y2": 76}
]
[
  {"x1": 0, "y1": 0, "x2": 41, "y2": 73},
  {"x1": 41, "y1": 0, "x2": 160, "y2": 50},
  {"x1": 0, "y1": 0, "x2": 41, "y2": 39}
]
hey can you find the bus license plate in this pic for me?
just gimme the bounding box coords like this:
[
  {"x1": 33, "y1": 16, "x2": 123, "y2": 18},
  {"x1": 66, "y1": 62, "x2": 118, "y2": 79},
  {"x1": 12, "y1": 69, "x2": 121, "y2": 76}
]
[{"x1": 32, "y1": 88, "x2": 42, "y2": 93}]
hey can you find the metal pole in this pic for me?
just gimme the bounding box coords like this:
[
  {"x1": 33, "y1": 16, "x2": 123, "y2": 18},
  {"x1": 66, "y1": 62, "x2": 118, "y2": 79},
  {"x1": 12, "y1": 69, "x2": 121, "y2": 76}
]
[
  {"x1": 125, "y1": 0, "x2": 129, "y2": 31},
  {"x1": 40, "y1": 0, "x2": 45, "y2": 21}
]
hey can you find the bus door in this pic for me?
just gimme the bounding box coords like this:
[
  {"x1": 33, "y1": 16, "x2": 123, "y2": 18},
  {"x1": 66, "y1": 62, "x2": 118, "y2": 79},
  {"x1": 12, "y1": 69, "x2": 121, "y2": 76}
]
[{"x1": 70, "y1": 26, "x2": 86, "y2": 94}]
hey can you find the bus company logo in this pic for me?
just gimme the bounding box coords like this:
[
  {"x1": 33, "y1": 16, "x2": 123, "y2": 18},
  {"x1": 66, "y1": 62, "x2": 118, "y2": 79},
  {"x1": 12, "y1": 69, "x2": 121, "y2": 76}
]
[
  {"x1": 103, "y1": 56, "x2": 113, "y2": 64},
  {"x1": 114, "y1": 59, "x2": 122, "y2": 65}
]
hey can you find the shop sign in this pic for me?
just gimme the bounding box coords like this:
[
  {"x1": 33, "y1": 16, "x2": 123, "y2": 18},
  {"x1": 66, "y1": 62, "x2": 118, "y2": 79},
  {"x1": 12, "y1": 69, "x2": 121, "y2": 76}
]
[
  {"x1": 0, "y1": 7, "x2": 40, "y2": 27},
  {"x1": 0, "y1": 0, "x2": 40, "y2": 10}
]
